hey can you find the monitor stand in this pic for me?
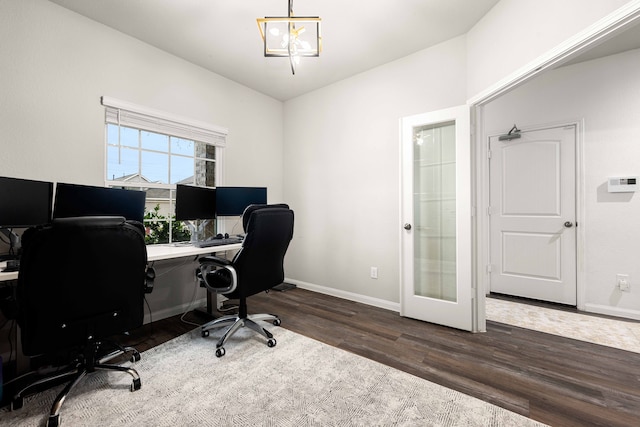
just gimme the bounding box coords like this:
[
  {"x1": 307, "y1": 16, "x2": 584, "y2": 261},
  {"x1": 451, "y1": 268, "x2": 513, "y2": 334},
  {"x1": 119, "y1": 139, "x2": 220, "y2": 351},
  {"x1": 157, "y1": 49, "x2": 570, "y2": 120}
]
[
  {"x1": 1, "y1": 227, "x2": 21, "y2": 255},
  {"x1": 184, "y1": 220, "x2": 210, "y2": 244}
]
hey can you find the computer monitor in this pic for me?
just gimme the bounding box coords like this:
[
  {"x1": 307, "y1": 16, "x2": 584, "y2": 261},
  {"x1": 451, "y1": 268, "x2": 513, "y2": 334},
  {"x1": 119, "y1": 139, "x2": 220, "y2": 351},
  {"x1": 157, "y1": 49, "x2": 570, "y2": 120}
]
[
  {"x1": 215, "y1": 187, "x2": 267, "y2": 216},
  {"x1": 0, "y1": 176, "x2": 53, "y2": 228},
  {"x1": 0, "y1": 176, "x2": 53, "y2": 260},
  {"x1": 53, "y1": 183, "x2": 146, "y2": 222},
  {"x1": 175, "y1": 184, "x2": 217, "y2": 221}
]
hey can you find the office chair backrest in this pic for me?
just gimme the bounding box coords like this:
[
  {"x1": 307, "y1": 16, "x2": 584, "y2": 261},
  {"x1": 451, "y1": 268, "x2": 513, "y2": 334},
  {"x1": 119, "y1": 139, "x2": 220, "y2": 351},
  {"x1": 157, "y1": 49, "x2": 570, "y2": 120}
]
[
  {"x1": 17, "y1": 216, "x2": 148, "y2": 355},
  {"x1": 232, "y1": 205, "x2": 294, "y2": 299},
  {"x1": 241, "y1": 203, "x2": 289, "y2": 233}
]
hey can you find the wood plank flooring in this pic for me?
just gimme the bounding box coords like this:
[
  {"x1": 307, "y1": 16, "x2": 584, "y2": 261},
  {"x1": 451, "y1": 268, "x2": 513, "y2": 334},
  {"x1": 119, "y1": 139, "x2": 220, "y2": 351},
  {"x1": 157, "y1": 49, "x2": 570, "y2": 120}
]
[{"x1": 126, "y1": 288, "x2": 640, "y2": 427}]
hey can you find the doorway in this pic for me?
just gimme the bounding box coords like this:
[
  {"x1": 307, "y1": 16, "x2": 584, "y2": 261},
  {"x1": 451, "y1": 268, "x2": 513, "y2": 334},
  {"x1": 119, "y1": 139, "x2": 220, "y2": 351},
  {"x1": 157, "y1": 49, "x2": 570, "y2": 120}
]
[
  {"x1": 470, "y1": 4, "x2": 640, "y2": 331},
  {"x1": 488, "y1": 125, "x2": 577, "y2": 305}
]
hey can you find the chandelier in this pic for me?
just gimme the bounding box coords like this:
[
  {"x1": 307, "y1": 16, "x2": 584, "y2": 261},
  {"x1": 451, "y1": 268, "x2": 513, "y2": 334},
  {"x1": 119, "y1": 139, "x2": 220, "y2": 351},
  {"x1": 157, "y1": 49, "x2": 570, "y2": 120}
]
[{"x1": 257, "y1": 0, "x2": 322, "y2": 75}]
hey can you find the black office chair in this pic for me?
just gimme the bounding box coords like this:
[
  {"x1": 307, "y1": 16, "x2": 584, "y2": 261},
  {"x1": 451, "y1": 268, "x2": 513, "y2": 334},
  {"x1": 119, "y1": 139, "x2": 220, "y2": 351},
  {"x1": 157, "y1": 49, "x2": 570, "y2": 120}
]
[
  {"x1": 197, "y1": 204, "x2": 294, "y2": 357},
  {"x1": 12, "y1": 216, "x2": 153, "y2": 427}
]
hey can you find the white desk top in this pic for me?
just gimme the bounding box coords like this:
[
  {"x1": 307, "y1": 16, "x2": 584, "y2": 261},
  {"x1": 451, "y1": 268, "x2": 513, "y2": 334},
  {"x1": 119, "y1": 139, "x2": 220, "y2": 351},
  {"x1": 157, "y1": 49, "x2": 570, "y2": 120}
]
[
  {"x1": 146, "y1": 242, "x2": 242, "y2": 262},
  {"x1": 0, "y1": 243, "x2": 241, "y2": 281},
  {"x1": 0, "y1": 261, "x2": 19, "y2": 281}
]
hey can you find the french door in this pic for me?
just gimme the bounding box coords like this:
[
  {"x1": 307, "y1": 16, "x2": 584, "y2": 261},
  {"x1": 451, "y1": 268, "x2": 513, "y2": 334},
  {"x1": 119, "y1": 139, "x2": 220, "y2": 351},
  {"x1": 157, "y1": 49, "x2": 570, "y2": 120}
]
[{"x1": 400, "y1": 105, "x2": 473, "y2": 331}]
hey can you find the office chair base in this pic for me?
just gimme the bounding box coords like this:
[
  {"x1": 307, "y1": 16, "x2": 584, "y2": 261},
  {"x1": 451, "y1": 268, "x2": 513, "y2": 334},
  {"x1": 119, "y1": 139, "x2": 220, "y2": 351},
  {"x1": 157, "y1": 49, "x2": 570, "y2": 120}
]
[
  {"x1": 201, "y1": 313, "x2": 280, "y2": 357},
  {"x1": 11, "y1": 344, "x2": 142, "y2": 426}
]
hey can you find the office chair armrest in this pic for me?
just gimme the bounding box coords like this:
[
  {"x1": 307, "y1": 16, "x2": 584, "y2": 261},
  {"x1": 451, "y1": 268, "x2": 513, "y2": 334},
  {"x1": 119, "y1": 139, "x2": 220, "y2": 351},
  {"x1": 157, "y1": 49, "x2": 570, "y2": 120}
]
[
  {"x1": 198, "y1": 261, "x2": 237, "y2": 294},
  {"x1": 144, "y1": 267, "x2": 155, "y2": 294}
]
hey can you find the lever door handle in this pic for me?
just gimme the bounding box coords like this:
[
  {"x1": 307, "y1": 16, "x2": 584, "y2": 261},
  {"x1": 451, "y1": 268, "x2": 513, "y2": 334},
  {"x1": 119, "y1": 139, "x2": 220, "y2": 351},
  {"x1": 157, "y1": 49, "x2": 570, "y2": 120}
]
[
  {"x1": 404, "y1": 223, "x2": 412, "y2": 230},
  {"x1": 564, "y1": 221, "x2": 574, "y2": 228}
]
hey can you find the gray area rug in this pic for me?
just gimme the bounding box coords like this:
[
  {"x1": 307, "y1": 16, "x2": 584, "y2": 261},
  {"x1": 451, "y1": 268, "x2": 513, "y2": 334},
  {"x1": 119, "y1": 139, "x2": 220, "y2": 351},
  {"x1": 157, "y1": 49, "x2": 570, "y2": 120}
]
[{"x1": 1, "y1": 326, "x2": 546, "y2": 426}]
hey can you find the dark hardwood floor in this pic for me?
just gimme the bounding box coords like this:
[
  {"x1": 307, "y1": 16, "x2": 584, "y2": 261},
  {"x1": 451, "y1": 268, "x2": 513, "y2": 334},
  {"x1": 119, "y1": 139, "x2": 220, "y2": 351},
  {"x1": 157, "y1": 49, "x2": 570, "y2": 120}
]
[{"x1": 126, "y1": 288, "x2": 640, "y2": 427}]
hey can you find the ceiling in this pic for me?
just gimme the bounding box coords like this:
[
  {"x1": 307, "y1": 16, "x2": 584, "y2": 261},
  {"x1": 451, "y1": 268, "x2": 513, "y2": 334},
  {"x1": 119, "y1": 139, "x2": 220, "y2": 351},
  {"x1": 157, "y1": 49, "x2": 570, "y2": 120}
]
[
  {"x1": 49, "y1": 0, "x2": 640, "y2": 101},
  {"x1": 49, "y1": 0, "x2": 501, "y2": 101}
]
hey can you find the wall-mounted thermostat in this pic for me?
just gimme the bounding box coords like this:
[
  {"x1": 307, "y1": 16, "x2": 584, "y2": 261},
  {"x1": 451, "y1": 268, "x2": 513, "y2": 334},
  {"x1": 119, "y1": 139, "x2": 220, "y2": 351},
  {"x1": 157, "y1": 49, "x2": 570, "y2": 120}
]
[{"x1": 608, "y1": 177, "x2": 638, "y2": 193}]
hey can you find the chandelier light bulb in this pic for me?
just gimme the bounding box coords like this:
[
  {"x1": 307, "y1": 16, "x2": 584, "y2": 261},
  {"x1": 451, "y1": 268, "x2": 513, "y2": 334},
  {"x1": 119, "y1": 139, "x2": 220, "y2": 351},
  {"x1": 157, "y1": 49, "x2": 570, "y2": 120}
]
[{"x1": 257, "y1": 0, "x2": 322, "y2": 75}]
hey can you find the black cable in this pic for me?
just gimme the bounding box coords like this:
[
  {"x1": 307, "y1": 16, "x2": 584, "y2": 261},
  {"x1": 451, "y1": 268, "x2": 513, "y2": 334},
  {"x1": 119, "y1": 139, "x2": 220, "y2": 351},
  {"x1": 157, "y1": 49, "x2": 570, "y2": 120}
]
[
  {"x1": 7, "y1": 318, "x2": 16, "y2": 366},
  {"x1": 180, "y1": 272, "x2": 204, "y2": 327},
  {"x1": 144, "y1": 295, "x2": 153, "y2": 326}
]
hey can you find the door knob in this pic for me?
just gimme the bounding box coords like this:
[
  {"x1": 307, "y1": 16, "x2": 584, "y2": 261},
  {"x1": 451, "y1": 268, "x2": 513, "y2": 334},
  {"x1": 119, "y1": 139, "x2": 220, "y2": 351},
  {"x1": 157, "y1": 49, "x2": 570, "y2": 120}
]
[
  {"x1": 404, "y1": 223, "x2": 412, "y2": 230},
  {"x1": 564, "y1": 221, "x2": 574, "y2": 228}
]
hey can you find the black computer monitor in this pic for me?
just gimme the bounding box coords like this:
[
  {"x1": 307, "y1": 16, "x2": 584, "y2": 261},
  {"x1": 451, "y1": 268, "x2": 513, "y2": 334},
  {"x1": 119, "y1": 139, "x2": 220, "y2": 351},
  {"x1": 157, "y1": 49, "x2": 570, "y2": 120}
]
[
  {"x1": 175, "y1": 184, "x2": 217, "y2": 221},
  {"x1": 53, "y1": 183, "x2": 146, "y2": 222},
  {"x1": 0, "y1": 176, "x2": 53, "y2": 228},
  {"x1": 215, "y1": 187, "x2": 267, "y2": 216}
]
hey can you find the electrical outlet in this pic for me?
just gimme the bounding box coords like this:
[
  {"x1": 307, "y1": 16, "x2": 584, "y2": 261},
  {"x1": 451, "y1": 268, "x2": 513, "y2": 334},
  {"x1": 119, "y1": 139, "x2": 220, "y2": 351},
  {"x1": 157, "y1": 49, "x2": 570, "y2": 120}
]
[
  {"x1": 370, "y1": 267, "x2": 378, "y2": 279},
  {"x1": 616, "y1": 274, "x2": 630, "y2": 292}
]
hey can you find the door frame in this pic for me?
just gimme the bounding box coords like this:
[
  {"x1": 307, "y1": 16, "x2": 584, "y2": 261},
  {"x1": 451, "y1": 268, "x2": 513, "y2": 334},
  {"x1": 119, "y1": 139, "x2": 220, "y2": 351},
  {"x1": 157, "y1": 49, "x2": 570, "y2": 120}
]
[
  {"x1": 468, "y1": 3, "x2": 640, "y2": 331},
  {"x1": 482, "y1": 121, "x2": 585, "y2": 309}
]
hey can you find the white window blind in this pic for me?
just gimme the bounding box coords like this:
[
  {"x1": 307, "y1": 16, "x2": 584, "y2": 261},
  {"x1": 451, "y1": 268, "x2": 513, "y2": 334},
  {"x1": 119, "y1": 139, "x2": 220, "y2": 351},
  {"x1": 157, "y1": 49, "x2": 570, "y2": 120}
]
[{"x1": 101, "y1": 96, "x2": 227, "y2": 146}]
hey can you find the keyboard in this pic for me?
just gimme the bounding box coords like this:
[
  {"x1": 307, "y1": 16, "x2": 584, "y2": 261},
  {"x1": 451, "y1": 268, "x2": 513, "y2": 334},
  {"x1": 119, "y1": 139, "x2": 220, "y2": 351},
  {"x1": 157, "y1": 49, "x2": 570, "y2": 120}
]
[{"x1": 193, "y1": 238, "x2": 243, "y2": 248}]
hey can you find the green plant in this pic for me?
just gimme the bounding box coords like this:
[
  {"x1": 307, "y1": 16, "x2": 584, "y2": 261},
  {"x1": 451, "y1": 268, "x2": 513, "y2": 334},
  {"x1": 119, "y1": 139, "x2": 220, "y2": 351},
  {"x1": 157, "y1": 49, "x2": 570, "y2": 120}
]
[{"x1": 143, "y1": 204, "x2": 191, "y2": 244}]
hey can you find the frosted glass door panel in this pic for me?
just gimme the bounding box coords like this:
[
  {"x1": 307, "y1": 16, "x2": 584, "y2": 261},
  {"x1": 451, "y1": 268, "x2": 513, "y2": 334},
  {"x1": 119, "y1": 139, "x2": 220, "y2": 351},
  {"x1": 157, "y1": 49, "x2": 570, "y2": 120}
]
[{"x1": 413, "y1": 121, "x2": 456, "y2": 302}]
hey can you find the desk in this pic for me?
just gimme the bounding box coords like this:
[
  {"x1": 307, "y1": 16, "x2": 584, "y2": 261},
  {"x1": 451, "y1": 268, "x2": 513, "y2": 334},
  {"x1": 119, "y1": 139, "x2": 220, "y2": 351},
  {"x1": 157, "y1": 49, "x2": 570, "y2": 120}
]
[
  {"x1": 146, "y1": 242, "x2": 242, "y2": 262},
  {"x1": 146, "y1": 242, "x2": 242, "y2": 315},
  {"x1": 1, "y1": 242, "x2": 242, "y2": 281},
  {"x1": 2, "y1": 242, "x2": 242, "y2": 314}
]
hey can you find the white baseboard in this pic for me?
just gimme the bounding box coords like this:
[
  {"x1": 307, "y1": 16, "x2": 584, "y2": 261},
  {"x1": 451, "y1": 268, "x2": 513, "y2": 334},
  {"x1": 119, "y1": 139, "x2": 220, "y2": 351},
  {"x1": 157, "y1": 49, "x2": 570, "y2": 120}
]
[
  {"x1": 145, "y1": 297, "x2": 207, "y2": 324},
  {"x1": 583, "y1": 303, "x2": 640, "y2": 321},
  {"x1": 285, "y1": 278, "x2": 401, "y2": 313},
  {"x1": 147, "y1": 281, "x2": 401, "y2": 325},
  {"x1": 147, "y1": 287, "x2": 640, "y2": 326}
]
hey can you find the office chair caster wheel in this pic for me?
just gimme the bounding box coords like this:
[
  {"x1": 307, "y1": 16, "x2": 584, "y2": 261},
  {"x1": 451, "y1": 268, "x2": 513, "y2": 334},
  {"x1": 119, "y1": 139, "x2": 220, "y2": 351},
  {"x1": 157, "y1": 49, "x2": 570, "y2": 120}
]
[
  {"x1": 47, "y1": 414, "x2": 60, "y2": 427},
  {"x1": 11, "y1": 397, "x2": 24, "y2": 410},
  {"x1": 202, "y1": 330, "x2": 210, "y2": 338},
  {"x1": 272, "y1": 318, "x2": 281, "y2": 326},
  {"x1": 131, "y1": 378, "x2": 142, "y2": 392},
  {"x1": 267, "y1": 338, "x2": 277, "y2": 348},
  {"x1": 215, "y1": 347, "x2": 225, "y2": 357},
  {"x1": 131, "y1": 350, "x2": 141, "y2": 362}
]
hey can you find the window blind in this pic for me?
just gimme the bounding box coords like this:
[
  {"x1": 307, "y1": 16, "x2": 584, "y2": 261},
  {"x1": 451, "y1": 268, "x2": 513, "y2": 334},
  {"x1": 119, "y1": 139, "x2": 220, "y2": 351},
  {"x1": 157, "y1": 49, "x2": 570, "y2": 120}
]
[{"x1": 102, "y1": 96, "x2": 227, "y2": 146}]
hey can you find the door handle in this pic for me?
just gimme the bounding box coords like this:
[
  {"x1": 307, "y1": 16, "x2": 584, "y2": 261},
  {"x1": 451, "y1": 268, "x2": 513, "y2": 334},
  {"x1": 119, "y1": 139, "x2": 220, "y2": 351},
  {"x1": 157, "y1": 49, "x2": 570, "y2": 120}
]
[
  {"x1": 404, "y1": 223, "x2": 412, "y2": 230},
  {"x1": 564, "y1": 221, "x2": 574, "y2": 228}
]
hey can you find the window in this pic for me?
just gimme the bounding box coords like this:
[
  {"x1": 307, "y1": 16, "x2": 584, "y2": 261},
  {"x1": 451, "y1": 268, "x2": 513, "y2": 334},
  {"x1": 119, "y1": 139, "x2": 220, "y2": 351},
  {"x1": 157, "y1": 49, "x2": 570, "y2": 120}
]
[{"x1": 102, "y1": 97, "x2": 227, "y2": 244}]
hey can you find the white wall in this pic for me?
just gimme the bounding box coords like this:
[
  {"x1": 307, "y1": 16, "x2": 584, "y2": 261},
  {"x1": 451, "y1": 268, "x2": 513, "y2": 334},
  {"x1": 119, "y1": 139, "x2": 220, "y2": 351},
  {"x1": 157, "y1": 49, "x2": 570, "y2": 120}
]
[
  {"x1": 281, "y1": 0, "x2": 634, "y2": 313},
  {"x1": 466, "y1": 0, "x2": 630, "y2": 99},
  {"x1": 0, "y1": 0, "x2": 284, "y2": 320},
  {"x1": 283, "y1": 36, "x2": 468, "y2": 307},
  {"x1": 483, "y1": 48, "x2": 640, "y2": 319}
]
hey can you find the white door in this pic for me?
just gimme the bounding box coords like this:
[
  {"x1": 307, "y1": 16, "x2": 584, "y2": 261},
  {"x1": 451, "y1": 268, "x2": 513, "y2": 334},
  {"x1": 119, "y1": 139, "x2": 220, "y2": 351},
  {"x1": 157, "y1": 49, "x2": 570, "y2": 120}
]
[
  {"x1": 401, "y1": 105, "x2": 473, "y2": 331},
  {"x1": 489, "y1": 126, "x2": 576, "y2": 305}
]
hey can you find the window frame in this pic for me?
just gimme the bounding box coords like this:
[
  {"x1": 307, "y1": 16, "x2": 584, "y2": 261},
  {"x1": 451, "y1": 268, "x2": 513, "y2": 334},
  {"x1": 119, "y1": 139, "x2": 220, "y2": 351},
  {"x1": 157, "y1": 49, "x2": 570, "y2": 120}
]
[{"x1": 102, "y1": 97, "x2": 227, "y2": 245}]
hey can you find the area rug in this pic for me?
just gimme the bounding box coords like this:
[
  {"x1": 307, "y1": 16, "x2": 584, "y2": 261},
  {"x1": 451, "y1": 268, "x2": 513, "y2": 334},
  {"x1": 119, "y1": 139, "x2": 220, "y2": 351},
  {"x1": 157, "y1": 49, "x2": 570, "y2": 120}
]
[{"x1": 1, "y1": 326, "x2": 546, "y2": 426}]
